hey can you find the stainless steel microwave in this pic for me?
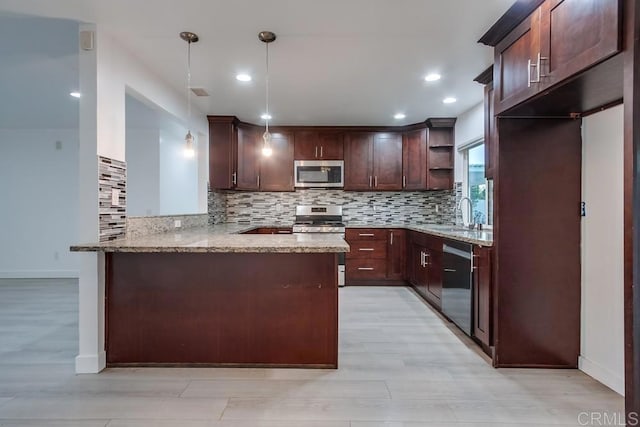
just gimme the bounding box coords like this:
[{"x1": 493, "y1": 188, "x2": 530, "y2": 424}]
[{"x1": 294, "y1": 160, "x2": 344, "y2": 188}]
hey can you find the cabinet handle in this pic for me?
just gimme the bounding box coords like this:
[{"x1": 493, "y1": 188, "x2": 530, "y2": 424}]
[
  {"x1": 277, "y1": 230, "x2": 291, "y2": 234},
  {"x1": 358, "y1": 267, "x2": 374, "y2": 271},
  {"x1": 359, "y1": 233, "x2": 375, "y2": 237},
  {"x1": 444, "y1": 268, "x2": 457, "y2": 273},
  {"x1": 369, "y1": 176, "x2": 373, "y2": 187},
  {"x1": 257, "y1": 175, "x2": 260, "y2": 188},
  {"x1": 374, "y1": 176, "x2": 378, "y2": 187},
  {"x1": 403, "y1": 176, "x2": 406, "y2": 188},
  {"x1": 390, "y1": 232, "x2": 393, "y2": 246},
  {"x1": 420, "y1": 251, "x2": 425, "y2": 267},
  {"x1": 527, "y1": 59, "x2": 532, "y2": 88},
  {"x1": 320, "y1": 146, "x2": 323, "y2": 157},
  {"x1": 232, "y1": 172, "x2": 237, "y2": 185},
  {"x1": 359, "y1": 248, "x2": 374, "y2": 251},
  {"x1": 315, "y1": 146, "x2": 318, "y2": 158},
  {"x1": 528, "y1": 53, "x2": 548, "y2": 87}
]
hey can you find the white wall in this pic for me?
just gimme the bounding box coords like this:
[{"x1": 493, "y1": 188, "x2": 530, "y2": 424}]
[
  {"x1": 159, "y1": 129, "x2": 199, "y2": 215},
  {"x1": 126, "y1": 129, "x2": 161, "y2": 216},
  {"x1": 580, "y1": 104, "x2": 624, "y2": 395},
  {"x1": 0, "y1": 129, "x2": 79, "y2": 277},
  {"x1": 454, "y1": 102, "x2": 484, "y2": 183}
]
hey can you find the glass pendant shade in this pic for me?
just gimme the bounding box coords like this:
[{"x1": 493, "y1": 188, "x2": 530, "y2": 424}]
[{"x1": 184, "y1": 130, "x2": 195, "y2": 158}]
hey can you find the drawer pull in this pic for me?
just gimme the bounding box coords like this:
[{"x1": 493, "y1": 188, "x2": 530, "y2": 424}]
[
  {"x1": 358, "y1": 248, "x2": 374, "y2": 251},
  {"x1": 358, "y1": 233, "x2": 375, "y2": 237},
  {"x1": 444, "y1": 268, "x2": 457, "y2": 273},
  {"x1": 357, "y1": 267, "x2": 374, "y2": 271}
]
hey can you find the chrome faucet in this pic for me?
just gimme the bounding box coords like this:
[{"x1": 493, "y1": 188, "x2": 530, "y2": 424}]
[{"x1": 456, "y1": 197, "x2": 475, "y2": 229}]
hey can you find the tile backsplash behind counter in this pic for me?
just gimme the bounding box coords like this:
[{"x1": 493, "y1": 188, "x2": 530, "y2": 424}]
[{"x1": 208, "y1": 189, "x2": 457, "y2": 225}]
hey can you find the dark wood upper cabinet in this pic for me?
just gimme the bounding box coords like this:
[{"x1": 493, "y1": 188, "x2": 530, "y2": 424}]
[
  {"x1": 402, "y1": 129, "x2": 427, "y2": 190},
  {"x1": 259, "y1": 131, "x2": 294, "y2": 191},
  {"x1": 235, "y1": 125, "x2": 260, "y2": 191},
  {"x1": 494, "y1": 9, "x2": 542, "y2": 114},
  {"x1": 539, "y1": 0, "x2": 621, "y2": 89},
  {"x1": 494, "y1": 0, "x2": 621, "y2": 114},
  {"x1": 473, "y1": 245, "x2": 492, "y2": 349},
  {"x1": 373, "y1": 133, "x2": 403, "y2": 190},
  {"x1": 344, "y1": 132, "x2": 374, "y2": 190},
  {"x1": 208, "y1": 116, "x2": 237, "y2": 190},
  {"x1": 294, "y1": 131, "x2": 344, "y2": 160}
]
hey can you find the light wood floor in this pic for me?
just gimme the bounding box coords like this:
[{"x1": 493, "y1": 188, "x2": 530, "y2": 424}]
[{"x1": 0, "y1": 279, "x2": 624, "y2": 426}]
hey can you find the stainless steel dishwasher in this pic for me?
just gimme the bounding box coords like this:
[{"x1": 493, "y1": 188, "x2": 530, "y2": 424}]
[{"x1": 442, "y1": 240, "x2": 473, "y2": 335}]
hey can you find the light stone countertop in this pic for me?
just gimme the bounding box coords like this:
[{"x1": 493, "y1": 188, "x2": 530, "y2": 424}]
[
  {"x1": 71, "y1": 222, "x2": 493, "y2": 253},
  {"x1": 71, "y1": 224, "x2": 349, "y2": 253},
  {"x1": 346, "y1": 223, "x2": 493, "y2": 246}
]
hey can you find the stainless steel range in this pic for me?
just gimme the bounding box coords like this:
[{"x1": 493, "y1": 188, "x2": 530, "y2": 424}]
[{"x1": 292, "y1": 205, "x2": 346, "y2": 287}]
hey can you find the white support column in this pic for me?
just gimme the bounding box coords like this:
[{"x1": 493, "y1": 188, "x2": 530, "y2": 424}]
[{"x1": 76, "y1": 23, "x2": 105, "y2": 373}]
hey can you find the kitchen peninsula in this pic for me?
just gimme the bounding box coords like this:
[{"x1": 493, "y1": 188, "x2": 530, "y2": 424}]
[{"x1": 71, "y1": 224, "x2": 348, "y2": 368}]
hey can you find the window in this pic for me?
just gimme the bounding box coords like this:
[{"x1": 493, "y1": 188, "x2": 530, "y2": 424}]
[{"x1": 462, "y1": 142, "x2": 493, "y2": 227}]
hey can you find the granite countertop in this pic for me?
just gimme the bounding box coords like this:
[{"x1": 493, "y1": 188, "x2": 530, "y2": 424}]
[
  {"x1": 346, "y1": 223, "x2": 493, "y2": 246},
  {"x1": 71, "y1": 224, "x2": 349, "y2": 253}
]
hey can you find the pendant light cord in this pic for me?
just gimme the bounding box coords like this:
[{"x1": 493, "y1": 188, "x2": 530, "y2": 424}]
[
  {"x1": 265, "y1": 42, "x2": 270, "y2": 134},
  {"x1": 187, "y1": 40, "x2": 192, "y2": 130}
]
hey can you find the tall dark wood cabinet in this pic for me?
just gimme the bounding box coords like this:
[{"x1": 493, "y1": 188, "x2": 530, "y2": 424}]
[{"x1": 402, "y1": 129, "x2": 427, "y2": 190}]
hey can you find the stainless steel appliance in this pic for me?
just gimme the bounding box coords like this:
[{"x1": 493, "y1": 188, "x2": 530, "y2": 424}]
[
  {"x1": 442, "y1": 240, "x2": 473, "y2": 335},
  {"x1": 294, "y1": 160, "x2": 344, "y2": 188},
  {"x1": 292, "y1": 205, "x2": 346, "y2": 287}
]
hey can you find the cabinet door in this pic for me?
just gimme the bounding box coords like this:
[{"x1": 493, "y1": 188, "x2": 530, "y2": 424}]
[
  {"x1": 344, "y1": 133, "x2": 374, "y2": 190},
  {"x1": 402, "y1": 129, "x2": 427, "y2": 190},
  {"x1": 539, "y1": 0, "x2": 620, "y2": 89},
  {"x1": 373, "y1": 133, "x2": 403, "y2": 190},
  {"x1": 484, "y1": 84, "x2": 496, "y2": 180},
  {"x1": 236, "y1": 126, "x2": 260, "y2": 190},
  {"x1": 294, "y1": 131, "x2": 318, "y2": 160},
  {"x1": 494, "y1": 7, "x2": 542, "y2": 114},
  {"x1": 260, "y1": 132, "x2": 294, "y2": 191},
  {"x1": 387, "y1": 229, "x2": 406, "y2": 281},
  {"x1": 209, "y1": 119, "x2": 237, "y2": 190},
  {"x1": 317, "y1": 132, "x2": 344, "y2": 160},
  {"x1": 473, "y1": 246, "x2": 492, "y2": 347}
]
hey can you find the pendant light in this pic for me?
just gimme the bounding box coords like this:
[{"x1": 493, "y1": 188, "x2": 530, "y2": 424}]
[
  {"x1": 180, "y1": 31, "x2": 199, "y2": 158},
  {"x1": 259, "y1": 31, "x2": 276, "y2": 157}
]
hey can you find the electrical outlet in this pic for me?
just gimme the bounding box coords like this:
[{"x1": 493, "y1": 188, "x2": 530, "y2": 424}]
[
  {"x1": 111, "y1": 189, "x2": 120, "y2": 206},
  {"x1": 435, "y1": 205, "x2": 440, "y2": 213},
  {"x1": 174, "y1": 220, "x2": 182, "y2": 228},
  {"x1": 581, "y1": 202, "x2": 586, "y2": 217}
]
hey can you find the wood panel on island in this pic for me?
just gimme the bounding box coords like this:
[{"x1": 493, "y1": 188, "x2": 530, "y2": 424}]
[{"x1": 208, "y1": 117, "x2": 456, "y2": 192}]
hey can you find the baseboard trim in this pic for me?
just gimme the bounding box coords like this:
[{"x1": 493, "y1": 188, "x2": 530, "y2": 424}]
[
  {"x1": 0, "y1": 270, "x2": 79, "y2": 279},
  {"x1": 75, "y1": 351, "x2": 106, "y2": 374},
  {"x1": 579, "y1": 355, "x2": 625, "y2": 396}
]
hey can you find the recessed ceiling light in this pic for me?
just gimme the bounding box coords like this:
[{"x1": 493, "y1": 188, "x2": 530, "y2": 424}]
[
  {"x1": 70, "y1": 91, "x2": 81, "y2": 98},
  {"x1": 425, "y1": 73, "x2": 441, "y2": 82},
  {"x1": 236, "y1": 73, "x2": 252, "y2": 82},
  {"x1": 443, "y1": 97, "x2": 457, "y2": 104},
  {"x1": 261, "y1": 113, "x2": 272, "y2": 120},
  {"x1": 394, "y1": 113, "x2": 406, "y2": 120}
]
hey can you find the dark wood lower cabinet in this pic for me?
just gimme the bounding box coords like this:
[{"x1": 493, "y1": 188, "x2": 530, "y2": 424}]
[
  {"x1": 345, "y1": 228, "x2": 406, "y2": 284},
  {"x1": 387, "y1": 229, "x2": 406, "y2": 281},
  {"x1": 106, "y1": 252, "x2": 338, "y2": 367},
  {"x1": 473, "y1": 246, "x2": 492, "y2": 350}
]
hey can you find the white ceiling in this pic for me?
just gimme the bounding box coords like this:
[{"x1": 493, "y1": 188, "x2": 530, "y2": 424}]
[{"x1": 0, "y1": 0, "x2": 512, "y2": 126}]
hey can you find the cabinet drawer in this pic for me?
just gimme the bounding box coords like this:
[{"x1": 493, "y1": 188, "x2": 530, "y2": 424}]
[
  {"x1": 346, "y1": 228, "x2": 387, "y2": 241},
  {"x1": 345, "y1": 240, "x2": 387, "y2": 259},
  {"x1": 346, "y1": 259, "x2": 387, "y2": 280}
]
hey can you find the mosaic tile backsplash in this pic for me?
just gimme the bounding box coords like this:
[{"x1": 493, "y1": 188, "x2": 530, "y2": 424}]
[
  {"x1": 98, "y1": 156, "x2": 126, "y2": 242},
  {"x1": 208, "y1": 189, "x2": 457, "y2": 225}
]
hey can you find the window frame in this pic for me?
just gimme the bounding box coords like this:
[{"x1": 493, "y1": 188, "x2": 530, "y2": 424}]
[{"x1": 459, "y1": 138, "x2": 492, "y2": 229}]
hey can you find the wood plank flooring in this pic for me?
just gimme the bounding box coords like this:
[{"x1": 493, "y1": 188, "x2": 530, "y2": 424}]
[{"x1": 0, "y1": 279, "x2": 624, "y2": 426}]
